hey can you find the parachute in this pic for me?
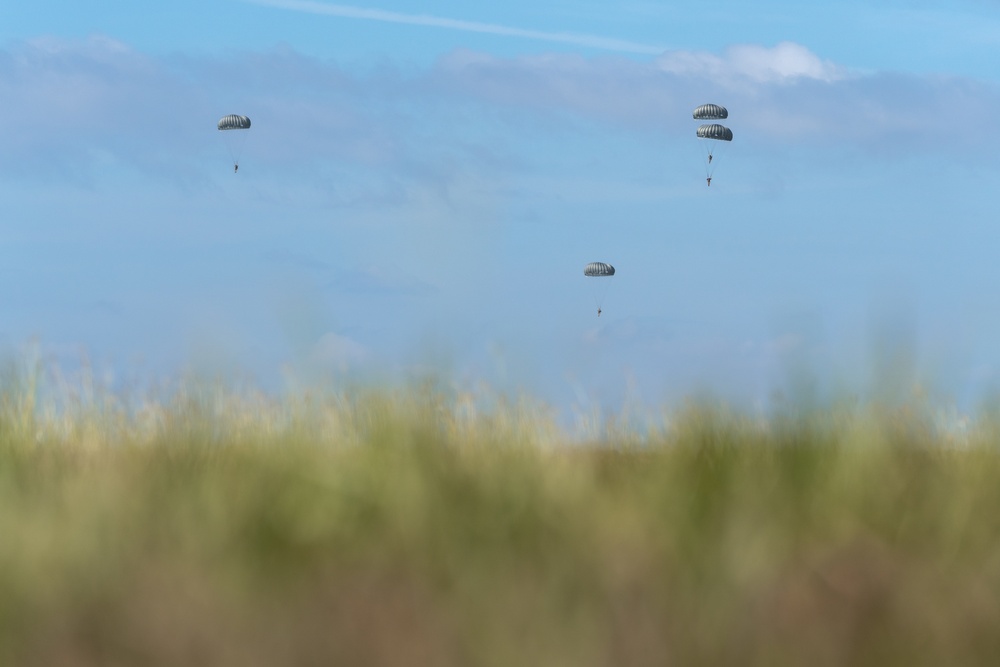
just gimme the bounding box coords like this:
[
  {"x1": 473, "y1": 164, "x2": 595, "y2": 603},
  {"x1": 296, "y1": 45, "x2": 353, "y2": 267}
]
[
  {"x1": 584, "y1": 262, "x2": 615, "y2": 316},
  {"x1": 693, "y1": 104, "x2": 733, "y2": 185},
  {"x1": 584, "y1": 262, "x2": 615, "y2": 277},
  {"x1": 217, "y1": 114, "x2": 251, "y2": 172},
  {"x1": 218, "y1": 115, "x2": 251, "y2": 131},
  {"x1": 696, "y1": 123, "x2": 733, "y2": 142},
  {"x1": 693, "y1": 104, "x2": 728, "y2": 120}
]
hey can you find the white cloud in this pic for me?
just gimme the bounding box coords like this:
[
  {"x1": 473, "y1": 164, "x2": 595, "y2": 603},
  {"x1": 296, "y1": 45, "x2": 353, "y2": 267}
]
[
  {"x1": 427, "y1": 44, "x2": 1000, "y2": 156},
  {"x1": 2, "y1": 34, "x2": 999, "y2": 186},
  {"x1": 656, "y1": 41, "x2": 846, "y2": 84}
]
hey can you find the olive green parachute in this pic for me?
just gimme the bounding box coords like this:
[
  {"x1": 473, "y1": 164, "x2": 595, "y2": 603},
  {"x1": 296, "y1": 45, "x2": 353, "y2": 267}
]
[
  {"x1": 584, "y1": 262, "x2": 615, "y2": 277},
  {"x1": 217, "y1": 114, "x2": 251, "y2": 130},
  {"x1": 693, "y1": 104, "x2": 728, "y2": 120},
  {"x1": 584, "y1": 262, "x2": 615, "y2": 315},
  {"x1": 696, "y1": 124, "x2": 733, "y2": 141},
  {"x1": 217, "y1": 114, "x2": 251, "y2": 171}
]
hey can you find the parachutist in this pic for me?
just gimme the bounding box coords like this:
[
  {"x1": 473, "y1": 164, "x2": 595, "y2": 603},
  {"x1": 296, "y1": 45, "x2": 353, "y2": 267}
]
[
  {"x1": 584, "y1": 262, "x2": 615, "y2": 316},
  {"x1": 218, "y1": 114, "x2": 251, "y2": 172},
  {"x1": 696, "y1": 121, "x2": 732, "y2": 183}
]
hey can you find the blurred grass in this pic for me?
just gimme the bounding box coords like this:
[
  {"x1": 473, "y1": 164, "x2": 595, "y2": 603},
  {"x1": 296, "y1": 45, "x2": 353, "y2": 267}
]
[{"x1": 1, "y1": 360, "x2": 1000, "y2": 666}]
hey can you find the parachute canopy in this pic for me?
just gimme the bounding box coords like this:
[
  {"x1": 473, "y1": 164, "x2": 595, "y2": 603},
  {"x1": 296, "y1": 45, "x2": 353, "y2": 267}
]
[
  {"x1": 584, "y1": 262, "x2": 615, "y2": 277},
  {"x1": 693, "y1": 104, "x2": 728, "y2": 120},
  {"x1": 218, "y1": 114, "x2": 251, "y2": 131},
  {"x1": 696, "y1": 124, "x2": 733, "y2": 142}
]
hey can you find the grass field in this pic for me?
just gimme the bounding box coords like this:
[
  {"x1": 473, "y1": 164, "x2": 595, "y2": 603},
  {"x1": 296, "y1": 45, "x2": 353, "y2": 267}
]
[{"x1": 2, "y1": 359, "x2": 1000, "y2": 666}]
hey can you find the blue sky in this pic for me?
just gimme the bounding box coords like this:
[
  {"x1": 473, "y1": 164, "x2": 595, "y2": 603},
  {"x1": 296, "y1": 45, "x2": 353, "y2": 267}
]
[{"x1": 3, "y1": 1, "x2": 1000, "y2": 417}]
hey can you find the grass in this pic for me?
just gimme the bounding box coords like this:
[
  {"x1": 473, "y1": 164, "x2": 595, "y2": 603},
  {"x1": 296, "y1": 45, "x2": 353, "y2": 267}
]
[{"x1": 1, "y1": 359, "x2": 1000, "y2": 665}]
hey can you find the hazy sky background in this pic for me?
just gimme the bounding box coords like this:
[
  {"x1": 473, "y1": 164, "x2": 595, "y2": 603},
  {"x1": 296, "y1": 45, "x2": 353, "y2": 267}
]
[{"x1": 3, "y1": 0, "x2": 1000, "y2": 417}]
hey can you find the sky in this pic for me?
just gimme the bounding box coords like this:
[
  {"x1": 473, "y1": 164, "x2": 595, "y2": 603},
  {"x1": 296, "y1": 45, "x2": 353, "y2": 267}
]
[{"x1": 3, "y1": 0, "x2": 1000, "y2": 419}]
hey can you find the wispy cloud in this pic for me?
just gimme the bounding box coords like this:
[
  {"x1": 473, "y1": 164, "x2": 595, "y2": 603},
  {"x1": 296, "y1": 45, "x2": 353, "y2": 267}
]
[
  {"x1": 244, "y1": 0, "x2": 667, "y2": 55},
  {"x1": 428, "y1": 46, "x2": 1000, "y2": 155},
  {"x1": 4, "y1": 35, "x2": 999, "y2": 185}
]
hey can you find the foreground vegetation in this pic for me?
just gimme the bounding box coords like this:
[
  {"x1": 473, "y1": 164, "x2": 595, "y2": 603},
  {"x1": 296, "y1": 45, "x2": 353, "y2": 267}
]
[{"x1": 1, "y1": 367, "x2": 1000, "y2": 665}]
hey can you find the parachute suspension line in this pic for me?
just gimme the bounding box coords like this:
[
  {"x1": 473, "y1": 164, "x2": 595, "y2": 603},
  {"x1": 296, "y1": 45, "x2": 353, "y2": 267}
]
[
  {"x1": 696, "y1": 138, "x2": 719, "y2": 179},
  {"x1": 590, "y1": 279, "x2": 613, "y2": 314},
  {"x1": 705, "y1": 138, "x2": 729, "y2": 178},
  {"x1": 591, "y1": 283, "x2": 611, "y2": 309},
  {"x1": 225, "y1": 130, "x2": 249, "y2": 170}
]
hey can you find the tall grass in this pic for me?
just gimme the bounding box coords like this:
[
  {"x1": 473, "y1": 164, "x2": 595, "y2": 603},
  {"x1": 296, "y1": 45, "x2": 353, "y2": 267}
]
[{"x1": 1, "y1": 358, "x2": 999, "y2": 666}]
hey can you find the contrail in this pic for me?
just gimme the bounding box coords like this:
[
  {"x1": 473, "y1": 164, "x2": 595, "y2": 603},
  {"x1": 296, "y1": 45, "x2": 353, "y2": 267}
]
[{"x1": 245, "y1": 0, "x2": 667, "y2": 55}]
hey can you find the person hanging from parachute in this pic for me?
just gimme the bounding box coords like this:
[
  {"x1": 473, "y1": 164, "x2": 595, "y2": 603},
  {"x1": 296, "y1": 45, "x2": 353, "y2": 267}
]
[
  {"x1": 696, "y1": 122, "x2": 733, "y2": 186},
  {"x1": 217, "y1": 114, "x2": 252, "y2": 173},
  {"x1": 693, "y1": 104, "x2": 731, "y2": 185},
  {"x1": 584, "y1": 262, "x2": 615, "y2": 317}
]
